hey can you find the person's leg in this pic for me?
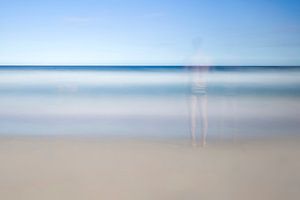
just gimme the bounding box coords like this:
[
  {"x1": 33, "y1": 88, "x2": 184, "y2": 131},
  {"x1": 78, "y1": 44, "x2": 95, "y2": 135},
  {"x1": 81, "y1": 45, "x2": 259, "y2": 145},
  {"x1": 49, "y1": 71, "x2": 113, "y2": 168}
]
[
  {"x1": 199, "y1": 95, "x2": 208, "y2": 147},
  {"x1": 190, "y1": 95, "x2": 198, "y2": 146},
  {"x1": 229, "y1": 94, "x2": 238, "y2": 142}
]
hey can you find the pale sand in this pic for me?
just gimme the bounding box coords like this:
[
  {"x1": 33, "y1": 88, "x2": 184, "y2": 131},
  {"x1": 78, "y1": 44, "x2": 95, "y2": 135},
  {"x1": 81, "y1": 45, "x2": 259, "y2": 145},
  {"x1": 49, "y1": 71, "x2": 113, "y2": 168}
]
[{"x1": 0, "y1": 136, "x2": 299, "y2": 200}]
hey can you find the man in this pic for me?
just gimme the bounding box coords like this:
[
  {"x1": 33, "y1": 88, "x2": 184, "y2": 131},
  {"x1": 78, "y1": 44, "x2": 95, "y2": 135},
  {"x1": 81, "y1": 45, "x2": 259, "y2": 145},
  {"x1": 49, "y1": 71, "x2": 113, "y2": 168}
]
[{"x1": 187, "y1": 39, "x2": 211, "y2": 147}]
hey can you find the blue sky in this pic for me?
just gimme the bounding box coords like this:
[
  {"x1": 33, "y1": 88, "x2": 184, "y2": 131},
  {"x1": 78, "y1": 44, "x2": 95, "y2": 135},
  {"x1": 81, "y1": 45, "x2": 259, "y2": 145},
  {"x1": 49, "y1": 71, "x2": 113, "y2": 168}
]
[{"x1": 0, "y1": 0, "x2": 300, "y2": 65}]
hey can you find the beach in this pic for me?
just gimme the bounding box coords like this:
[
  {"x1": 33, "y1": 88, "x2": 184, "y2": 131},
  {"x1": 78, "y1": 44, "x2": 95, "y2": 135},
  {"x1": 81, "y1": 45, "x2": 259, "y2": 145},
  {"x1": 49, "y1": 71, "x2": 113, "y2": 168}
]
[
  {"x1": 0, "y1": 136, "x2": 299, "y2": 200},
  {"x1": 0, "y1": 66, "x2": 299, "y2": 199},
  {"x1": 1, "y1": 0, "x2": 300, "y2": 198}
]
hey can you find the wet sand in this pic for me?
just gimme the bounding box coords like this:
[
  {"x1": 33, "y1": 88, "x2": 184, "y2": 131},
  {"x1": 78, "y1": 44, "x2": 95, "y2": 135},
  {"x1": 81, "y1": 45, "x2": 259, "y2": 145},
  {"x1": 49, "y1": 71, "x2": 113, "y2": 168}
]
[{"x1": 0, "y1": 136, "x2": 299, "y2": 200}]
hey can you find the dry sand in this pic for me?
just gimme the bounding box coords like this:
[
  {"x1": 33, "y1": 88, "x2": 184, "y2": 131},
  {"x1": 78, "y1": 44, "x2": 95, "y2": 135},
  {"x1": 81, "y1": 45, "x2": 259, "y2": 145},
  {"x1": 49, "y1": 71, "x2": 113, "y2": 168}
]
[{"x1": 0, "y1": 136, "x2": 299, "y2": 200}]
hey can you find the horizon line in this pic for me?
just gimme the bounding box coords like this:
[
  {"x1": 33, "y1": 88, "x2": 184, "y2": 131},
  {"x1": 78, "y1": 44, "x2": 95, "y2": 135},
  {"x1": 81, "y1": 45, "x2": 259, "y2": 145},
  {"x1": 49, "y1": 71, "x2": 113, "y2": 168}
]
[{"x1": 1, "y1": 65, "x2": 300, "y2": 67}]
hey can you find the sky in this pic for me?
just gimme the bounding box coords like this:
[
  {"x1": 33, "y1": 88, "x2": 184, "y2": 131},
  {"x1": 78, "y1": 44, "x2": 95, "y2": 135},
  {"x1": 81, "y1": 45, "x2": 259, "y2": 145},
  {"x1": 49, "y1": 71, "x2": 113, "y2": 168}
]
[{"x1": 0, "y1": 0, "x2": 300, "y2": 66}]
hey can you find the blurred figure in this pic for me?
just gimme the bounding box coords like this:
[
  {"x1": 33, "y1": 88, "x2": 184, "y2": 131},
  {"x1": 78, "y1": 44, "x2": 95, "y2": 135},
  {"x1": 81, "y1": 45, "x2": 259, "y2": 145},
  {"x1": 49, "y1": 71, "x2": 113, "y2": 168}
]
[{"x1": 187, "y1": 39, "x2": 211, "y2": 147}]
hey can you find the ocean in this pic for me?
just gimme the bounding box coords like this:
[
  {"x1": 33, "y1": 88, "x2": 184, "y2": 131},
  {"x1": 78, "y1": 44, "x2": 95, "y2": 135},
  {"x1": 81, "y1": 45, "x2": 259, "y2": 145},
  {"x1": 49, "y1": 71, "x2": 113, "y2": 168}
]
[{"x1": 0, "y1": 66, "x2": 299, "y2": 141}]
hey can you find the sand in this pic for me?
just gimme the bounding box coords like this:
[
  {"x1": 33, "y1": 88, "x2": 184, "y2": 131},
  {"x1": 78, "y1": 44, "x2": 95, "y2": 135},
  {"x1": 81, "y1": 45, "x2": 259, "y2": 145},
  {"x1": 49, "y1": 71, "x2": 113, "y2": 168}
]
[{"x1": 0, "y1": 136, "x2": 299, "y2": 200}]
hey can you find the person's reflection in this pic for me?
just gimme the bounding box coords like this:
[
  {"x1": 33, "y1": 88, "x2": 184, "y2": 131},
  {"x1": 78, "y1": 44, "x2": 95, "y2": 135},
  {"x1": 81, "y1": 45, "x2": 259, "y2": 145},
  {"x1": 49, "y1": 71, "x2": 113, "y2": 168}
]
[{"x1": 187, "y1": 39, "x2": 210, "y2": 147}]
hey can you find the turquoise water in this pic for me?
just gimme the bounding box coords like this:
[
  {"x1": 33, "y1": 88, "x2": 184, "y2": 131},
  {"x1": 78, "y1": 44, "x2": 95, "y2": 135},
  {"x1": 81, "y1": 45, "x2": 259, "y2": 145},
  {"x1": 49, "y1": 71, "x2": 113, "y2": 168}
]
[{"x1": 0, "y1": 66, "x2": 299, "y2": 140}]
